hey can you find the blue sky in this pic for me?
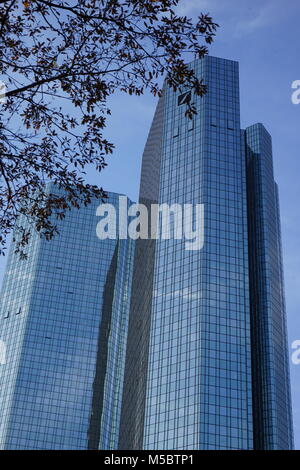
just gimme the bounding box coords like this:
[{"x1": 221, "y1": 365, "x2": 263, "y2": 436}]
[{"x1": 1, "y1": 0, "x2": 299, "y2": 448}]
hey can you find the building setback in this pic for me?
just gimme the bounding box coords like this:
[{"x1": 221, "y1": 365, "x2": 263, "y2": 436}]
[
  {"x1": 119, "y1": 56, "x2": 293, "y2": 450},
  {"x1": 0, "y1": 188, "x2": 134, "y2": 450}
]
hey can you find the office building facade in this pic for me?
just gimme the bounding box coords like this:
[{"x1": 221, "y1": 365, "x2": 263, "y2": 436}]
[
  {"x1": 0, "y1": 188, "x2": 134, "y2": 449},
  {"x1": 245, "y1": 123, "x2": 293, "y2": 449},
  {"x1": 120, "y1": 56, "x2": 293, "y2": 450}
]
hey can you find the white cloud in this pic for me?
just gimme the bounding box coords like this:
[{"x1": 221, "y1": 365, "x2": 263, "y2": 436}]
[
  {"x1": 175, "y1": 0, "x2": 284, "y2": 39},
  {"x1": 175, "y1": 0, "x2": 218, "y2": 17},
  {"x1": 233, "y1": 3, "x2": 277, "y2": 37}
]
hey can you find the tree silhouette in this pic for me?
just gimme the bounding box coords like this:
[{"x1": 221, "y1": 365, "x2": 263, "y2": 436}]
[{"x1": 0, "y1": 0, "x2": 218, "y2": 257}]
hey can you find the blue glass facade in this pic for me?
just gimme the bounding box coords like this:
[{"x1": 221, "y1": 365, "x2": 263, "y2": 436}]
[
  {"x1": 120, "y1": 56, "x2": 293, "y2": 450},
  {"x1": 245, "y1": 123, "x2": 293, "y2": 449},
  {"x1": 120, "y1": 92, "x2": 166, "y2": 449},
  {"x1": 0, "y1": 188, "x2": 134, "y2": 450}
]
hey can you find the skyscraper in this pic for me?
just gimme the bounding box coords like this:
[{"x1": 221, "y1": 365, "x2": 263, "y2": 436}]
[
  {"x1": 120, "y1": 56, "x2": 293, "y2": 450},
  {"x1": 0, "y1": 188, "x2": 134, "y2": 450},
  {"x1": 245, "y1": 123, "x2": 294, "y2": 450}
]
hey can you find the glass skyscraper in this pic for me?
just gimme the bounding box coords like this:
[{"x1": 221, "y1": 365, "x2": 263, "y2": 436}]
[
  {"x1": 120, "y1": 56, "x2": 293, "y2": 450},
  {"x1": 0, "y1": 188, "x2": 134, "y2": 450},
  {"x1": 245, "y1": 124, "x2": 294, "y2": 449}
]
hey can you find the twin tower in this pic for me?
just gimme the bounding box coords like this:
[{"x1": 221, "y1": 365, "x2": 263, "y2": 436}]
[{"x1": 0, "y1": 56, "x2": 294, "y2": 450}]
